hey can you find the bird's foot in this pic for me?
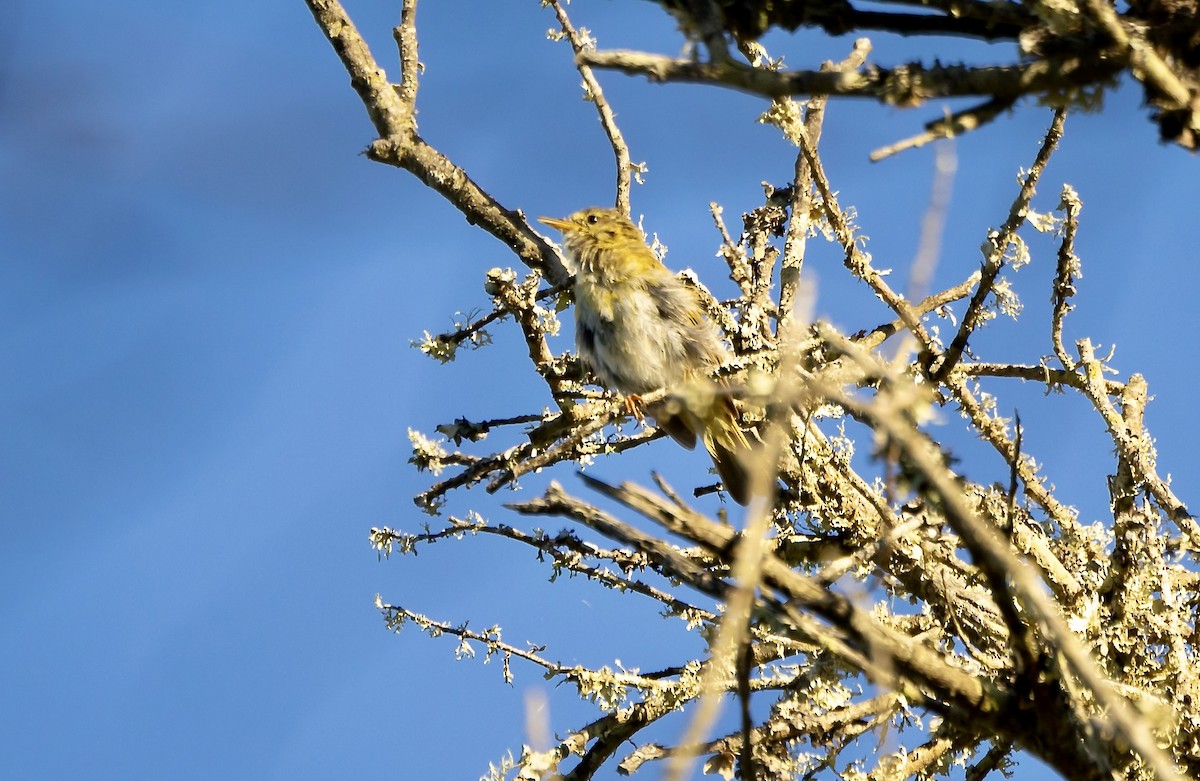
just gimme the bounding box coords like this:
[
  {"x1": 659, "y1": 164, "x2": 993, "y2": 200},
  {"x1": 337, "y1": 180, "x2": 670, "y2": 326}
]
[{"x1": 623, "y1": 394, "x2": 646, "y2": 421}]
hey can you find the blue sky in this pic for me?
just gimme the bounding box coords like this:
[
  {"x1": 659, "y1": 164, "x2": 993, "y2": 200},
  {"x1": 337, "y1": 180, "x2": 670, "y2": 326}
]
[{"x1": 2, "y1": 1, "x2": 1197, "y2": 779}]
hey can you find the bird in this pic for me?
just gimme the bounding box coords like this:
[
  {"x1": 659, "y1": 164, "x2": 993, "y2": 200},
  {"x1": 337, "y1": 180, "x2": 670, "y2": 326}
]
[{"x1": 538, "y1": 207, "x2": 752, "y2": 503}]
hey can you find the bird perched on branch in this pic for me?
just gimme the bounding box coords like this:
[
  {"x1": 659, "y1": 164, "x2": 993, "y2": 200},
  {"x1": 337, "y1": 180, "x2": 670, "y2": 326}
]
[{"x1": 538, "y1": 207, "x2": 752, "y2": 503}]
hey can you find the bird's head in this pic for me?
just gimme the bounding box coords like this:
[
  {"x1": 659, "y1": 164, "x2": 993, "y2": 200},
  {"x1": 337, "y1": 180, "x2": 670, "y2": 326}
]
[{"x1": 538, "y1": 208, "x2": 654, "y2": 277}]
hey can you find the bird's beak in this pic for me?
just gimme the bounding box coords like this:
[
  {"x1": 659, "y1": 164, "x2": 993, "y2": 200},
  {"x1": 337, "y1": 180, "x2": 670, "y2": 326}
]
[{"x1": 537, "y1": 216, "x2": 572, "y2": 232}]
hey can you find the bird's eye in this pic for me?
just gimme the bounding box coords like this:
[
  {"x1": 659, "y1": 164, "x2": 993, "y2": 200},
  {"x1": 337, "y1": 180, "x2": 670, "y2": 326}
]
[{"x1": 586, "y1": 214, "x2": 599, "y2": 225}]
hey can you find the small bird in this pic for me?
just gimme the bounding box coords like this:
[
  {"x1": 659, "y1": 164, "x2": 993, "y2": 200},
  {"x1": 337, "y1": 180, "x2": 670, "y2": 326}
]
[{"x1": 538, "y1": 207, "x2": 752, "y2": 503}]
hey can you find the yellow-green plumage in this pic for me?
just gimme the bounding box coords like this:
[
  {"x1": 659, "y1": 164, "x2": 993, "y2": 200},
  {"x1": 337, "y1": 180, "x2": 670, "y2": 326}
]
[{"x1": 539, "y1": 207, "x2": 752, "y2": 504}]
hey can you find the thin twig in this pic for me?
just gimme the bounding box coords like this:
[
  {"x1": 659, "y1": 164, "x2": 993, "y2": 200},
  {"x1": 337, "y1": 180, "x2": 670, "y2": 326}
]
[
  {"x1": 959, "y1": 361, "x2": 1122, "y2": 396},
  {"x1": 796, "y1": 119, "x2": 937, "y2": 354},
  {"x1": 547, "y1": 0, "x2": 635, "y2": 215},
  {"x1": 1051, "y1": 184, "x2": 1082, "y2": 370},
  {"x1": 372, "y1": 521, "x2": 713, "y2": 619},
  {"x1": 870, "y1": 97, "x2": 1015, "y2": 161},
  {"x1": 932, "y1": 107, "x2": 1066, "y2": 381},
  {"x1": 966, "y1": 741, "x2": 1013, "y2": 781},
  {"x1": 779, "y1": 41, "x2": 872, "y2": 332}
]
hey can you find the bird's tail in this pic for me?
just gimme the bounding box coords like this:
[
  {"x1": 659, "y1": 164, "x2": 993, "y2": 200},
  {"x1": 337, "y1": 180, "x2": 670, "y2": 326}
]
[
  {"x1": 703, "y1": 398, "x2": 752, "y2": 505},
  {"x1": 652, "y1": 383, "x2": 754, "y2": 504}
]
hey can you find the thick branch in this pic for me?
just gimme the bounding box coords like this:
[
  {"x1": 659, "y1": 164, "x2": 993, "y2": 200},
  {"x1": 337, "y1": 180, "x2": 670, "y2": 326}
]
[
  {"x1": 581, "y1": 50, "x2": 1120, "y2": 105},
  {"x1": 304, "y1": 0, "x2": 568, "y2": 282}
]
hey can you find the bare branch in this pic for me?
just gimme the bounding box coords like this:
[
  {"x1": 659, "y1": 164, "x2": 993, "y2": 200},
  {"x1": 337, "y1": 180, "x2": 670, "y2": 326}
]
[
  {"x1": 1052, "y1": 185, "x2": 1083, "y2": 370},
  {"x1": 932, "y1": 107, "x2": 1067, "y2": 381},
  {"x1": 821, "y1": 339, "x2": 1185, "y2": 781},
  {"x1": 580, "y1": 50, "x2": 1119, "y2": 107},
  {"x1": 871, "y1": 97, "x2": 1014, "y2": 162},
  {"x1": 304, "y1": 0, "x2": 568, "y2": 282},
  {"x1": 546, "y1": 0, "x2": 635, "y2": 215},
  {"x1": 779, "y1": 41, "x2": 872, "y2": 334},
  {"x1": 1076, "y1": 341, "x2": 1196, "y2": 539}
]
